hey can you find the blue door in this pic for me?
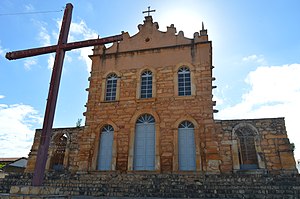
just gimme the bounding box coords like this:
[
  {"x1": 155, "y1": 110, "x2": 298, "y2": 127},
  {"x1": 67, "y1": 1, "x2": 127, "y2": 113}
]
[
  {"x1": 178, "y1": 121, "x2": 196, "y2": 170},
  {"x1": 134, "y1": 114, "x2": 155, "y2": 170},
  {"x1": 97, "y1": 125, "x2": 114, "y2": 170}
]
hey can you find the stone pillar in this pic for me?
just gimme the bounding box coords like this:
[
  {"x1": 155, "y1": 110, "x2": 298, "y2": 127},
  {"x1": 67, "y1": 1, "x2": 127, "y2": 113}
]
[{"x1": 231, "y1": 140, "x2": 240, "y2": 170}]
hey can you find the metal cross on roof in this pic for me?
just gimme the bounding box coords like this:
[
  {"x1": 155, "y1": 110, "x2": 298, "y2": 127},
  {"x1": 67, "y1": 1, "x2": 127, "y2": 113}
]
[{"x1": 142, "y1": 6, "x2": 156, "y2": 16}]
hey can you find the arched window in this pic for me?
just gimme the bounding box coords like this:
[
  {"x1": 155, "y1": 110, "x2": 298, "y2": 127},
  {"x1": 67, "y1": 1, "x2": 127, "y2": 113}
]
[
  {"x1": 105, "y1": 73, "x2": 118, "y2": 101},
  {"x1": 235, "y1": 126, "x2": 258, "y2": 170},
  {"x1": 178, "y1": 66, "x2": 191, "y2": 96},
  {"x1": 97, "y1": 125, "x2": 114, "y2": 170},
  {"x1": 50, "y1": 133, "x2": 68, "y2": 171},
  {"x1": 178, "y1": 121, "x2": 196, "y2": 170},
  {"x1": 134, "y1": 114, "x2": 155, "y2": 170},
  {"x1": 140, "y1": 70, "x2": 152, "y2": 99}
]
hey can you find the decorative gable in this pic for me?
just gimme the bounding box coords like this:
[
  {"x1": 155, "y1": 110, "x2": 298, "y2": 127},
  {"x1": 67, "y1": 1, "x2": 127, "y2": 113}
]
[{"x1": 93, "y1": 16, "x2": 208, "y2": 55}]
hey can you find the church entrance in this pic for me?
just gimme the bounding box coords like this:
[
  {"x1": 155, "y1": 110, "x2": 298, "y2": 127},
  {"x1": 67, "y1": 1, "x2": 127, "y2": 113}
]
[
  {"x1": 133, "y1": 114, "x2": 155, "y2": 170},
  {"x1": 178, "y1": 121, "x2": 196, "y2": 171},
  {"x1": 97, "y1": 125, "x2": 114, "y2": 170}
]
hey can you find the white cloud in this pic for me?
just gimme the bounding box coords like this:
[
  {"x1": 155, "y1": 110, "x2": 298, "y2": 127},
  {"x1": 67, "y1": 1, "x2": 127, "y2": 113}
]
[
  {"x1": 24, "y1": 58, "x2": 37, "y2": 70},
  {"x1": 0, "y1": 103, "x2": 42, "y2": 157},
  {"x1": 0, "y1": 43, "x2": 8, "y2": 58},
  {"x1": 212, "y1": 94, "x2": 224, "y2": 106},
  {"x1": 0, "y1": 45, "x2": 4, "y2": 56},
  {"x1": 47, "y1": 54, "x2": 55, "y2": 70},
  {"x1": 243, "y1": 64, "x2": 300, "y2": 104},
  {"x1": 77, "y1": 47, "x2": 93, "y2": 72},
  {"x1": 33, "y1": 20, "x2": 53, "y2": 70},
  {"x1": 33, "y1": 20, "x2": 51, "y2": 47},
  {"x1": 55, "y1": 19, "x2": 98, "y2": 72},
  {"x1": 24, "y1": 4, "x2": 34, "y2": 12},
  {"x1": 242, "y1": 54, "x2": 266, "y2": 65},
  {"x1": 0, "y1": 95, "x2": 5, "y2": 99},
  {"x1": 216, "y1": 63, "x2": 300, "y2": 161},
  {"x1": 39, "y1": 26, "x2": 51, "y2": 46},
  {"x1": 33, "y1": 18, "x2": 98, "y2": 71},
  {"x1": 69, "y1": 20, "x2": 97, "y2": 72},
  {"x1": 34, "y1": 18, "x2": 97, "y2": 72}
]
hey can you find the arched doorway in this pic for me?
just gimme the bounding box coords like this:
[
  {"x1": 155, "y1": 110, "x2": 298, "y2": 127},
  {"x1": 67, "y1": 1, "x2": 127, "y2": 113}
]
[
  {"x1": 178, "y1": 121, "x2": 196, "y2": 171},
  {"x1": 49, "y1": 133, "x2": 68, "y2": 171},
  {"x1": 133, "y1": 114, "x2": 155, "y2": 170},
  {"x1": 97, "y1": 125, "x2": 114, "y2": 170},
  {"x1": 235, "y1": 126, "x2": 258, "y2": 170}
]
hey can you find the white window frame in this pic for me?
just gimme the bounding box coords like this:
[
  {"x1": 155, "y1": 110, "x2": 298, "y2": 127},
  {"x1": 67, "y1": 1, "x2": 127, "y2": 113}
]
[
  {"x1": 140, "y1": 70, "x2": 153, "y2": 99},
  {"x1": 105, "y1": 73, "x2": 118, "y2": 101},
  {"x1": 178, "y1": 66, "x2": 191, "y2": 96}
]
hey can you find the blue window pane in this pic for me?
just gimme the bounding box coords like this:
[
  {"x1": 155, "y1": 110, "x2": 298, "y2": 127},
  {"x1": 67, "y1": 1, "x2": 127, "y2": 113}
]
[
  {"x1": 97, "y1": 125, "x2": 114, "y2": 170},
  {"x1": 178, "y1": 66, "x2": 191, "y2": 96},
  {"x1": 134, "y1": 114, "x2": 155, "y2": 170},
  {"x1": 178, "y1": 121, "x2": 196, "y2": 171},
  {"x1": 140, "y1": 70, "x2": 153, "y2": 99},
  {"x1": 105, "y1": 73, "x2": 118, "y2": 101}
]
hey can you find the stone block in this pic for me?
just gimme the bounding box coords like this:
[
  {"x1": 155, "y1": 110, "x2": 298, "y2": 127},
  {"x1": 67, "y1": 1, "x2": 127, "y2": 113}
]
[
  {"x1": 280, "y1": 152, "x2": 297, "y2": 170},
  {"x1": 30, "y1": 186, "x2": 41, "y2": 195},
  {"x1": 205, "y1": 147, "x2": 219, "y2": 154},
  {"x1": 279, "y1": 145, "x2": 292, "y2": 151},
  {"x1": 207, "y1": 160, "x2": 220, "y2": 172},
  {"x1": 265, "y1": 134, "x2": 286, "y2": 139},
  {"x1": 20, "y1": 186, "x2": 30, "y2": 194},
  {"x1": 221, "y1": 140, "x2": 232, "y2": 145},
  {"x1": 220, "y1": 164, "x2": 232, "y2": 172},
  {"x1": 207, "y1": 153, "x2": 219, "y2": 160},
  {"x1": 10, "y1": 186, "x2": 20, "y2": 194}
]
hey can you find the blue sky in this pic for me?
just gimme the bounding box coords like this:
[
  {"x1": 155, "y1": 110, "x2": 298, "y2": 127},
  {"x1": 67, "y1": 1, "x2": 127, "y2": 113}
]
[{"x1": 0, "y1": 0, "x2": 299, "y2": 166}]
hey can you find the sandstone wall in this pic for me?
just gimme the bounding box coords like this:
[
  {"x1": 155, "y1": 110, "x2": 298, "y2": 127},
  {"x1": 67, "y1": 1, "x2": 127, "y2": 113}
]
[
  {"x1": 81, "y1": 17, "x2": 219, "y2": 172},
  {"x1": 216, "y1": 118, "x2": 297, "y2": 174},
  {"x1": 25, "y1": 127, "x2": 83, "y2": 173}
]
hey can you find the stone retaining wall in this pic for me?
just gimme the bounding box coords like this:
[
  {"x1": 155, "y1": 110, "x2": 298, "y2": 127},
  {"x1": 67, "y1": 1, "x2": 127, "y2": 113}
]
[{"x1": 1, "y1": 173, "x2": 299, "y2": 198}]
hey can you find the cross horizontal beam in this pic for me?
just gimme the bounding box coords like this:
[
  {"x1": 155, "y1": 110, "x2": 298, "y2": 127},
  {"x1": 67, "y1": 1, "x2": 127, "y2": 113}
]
[{"x1": 5, "y1": 34, "x2": 123, "y2": 60}]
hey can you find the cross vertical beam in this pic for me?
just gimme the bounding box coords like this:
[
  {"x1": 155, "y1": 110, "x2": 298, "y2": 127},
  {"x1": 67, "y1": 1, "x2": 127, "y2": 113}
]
[
  {"x1": 32, "y1": 3, "x2": 73, "y2": 186},
  {"x1": 6, "y1": 3, "x2": 123, "y2": 186}
]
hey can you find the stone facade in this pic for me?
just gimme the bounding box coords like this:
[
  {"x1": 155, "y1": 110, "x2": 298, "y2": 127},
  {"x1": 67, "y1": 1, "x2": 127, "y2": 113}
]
[{"x1": 25, "y1": 16, "x2": 297, "y2": 175}]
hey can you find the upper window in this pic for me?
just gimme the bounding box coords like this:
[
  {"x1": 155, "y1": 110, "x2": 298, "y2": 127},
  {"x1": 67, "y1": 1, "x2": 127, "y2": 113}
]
[
  {"x1": 178, "y1": 66, "x2": 191, "y2": 96},
  {"x1": 140, "y1": 70, "x2": 153, "y2": 99},
  {"x1": 105, "y1": 73, "x2": 118, "y2": 101}
]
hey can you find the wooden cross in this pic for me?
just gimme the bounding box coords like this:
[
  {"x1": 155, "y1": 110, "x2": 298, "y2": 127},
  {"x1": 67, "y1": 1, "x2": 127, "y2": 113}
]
[
  {"x1": 5, "y1": 3, "x2": 122, "y2": 186},
  {"x1": 142, "y1": 6, "x2": 156, "y2": 17}
]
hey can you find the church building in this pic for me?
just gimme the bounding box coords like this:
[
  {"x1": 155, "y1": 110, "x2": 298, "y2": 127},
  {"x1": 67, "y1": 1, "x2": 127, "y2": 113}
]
[{"x1": 25, "y1": 16, "x2": 297, "y2": 175}]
